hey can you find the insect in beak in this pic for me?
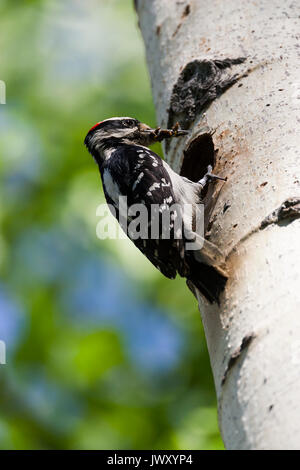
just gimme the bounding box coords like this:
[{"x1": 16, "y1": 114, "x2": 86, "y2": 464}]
[{"x1": 141, "y1": 122, "x2": 189, "y2": 141}]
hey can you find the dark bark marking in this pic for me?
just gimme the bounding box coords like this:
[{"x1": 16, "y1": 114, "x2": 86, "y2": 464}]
[
  {"x1": 223, "y1": 202, "x2": 231, "y2": 213},
  {"x1": 167, "y1": 57, "x2": 247, "y2": 130},
  {"x1": 260, "y1": 198, "x2": 300, "y2": 229},
  {"x1": 227, "y1": 198, "x2": 300, "y2": 260},
  {"x1": 172, "y1": 4, "x2": 191, "y2": 37},
  {"x1": 221, "y1": 333, "x2": 255, "y2": 386},
  {"x1": 183, "y1": 5, "x2": 191, "y2": 17},
  {"x1": 172, "y1": 24, "x2": 182, "y2": 38}
]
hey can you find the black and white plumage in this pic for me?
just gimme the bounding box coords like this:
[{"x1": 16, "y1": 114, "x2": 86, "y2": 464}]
[{"x1": 84, "y1": 117, "x2": 227, "y2": 303}]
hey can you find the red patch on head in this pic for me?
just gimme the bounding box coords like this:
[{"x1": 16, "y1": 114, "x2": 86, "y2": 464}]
[{"x1": 89, "y1": 121, "x2": 104, "y2": 133}]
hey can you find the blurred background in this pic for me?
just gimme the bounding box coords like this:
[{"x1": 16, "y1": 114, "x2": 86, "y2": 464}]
[{"x1": 0, "y1": 0, "x2": 223, "y2": 449}]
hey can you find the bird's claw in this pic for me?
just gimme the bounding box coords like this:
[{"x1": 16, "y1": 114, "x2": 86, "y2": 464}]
[{"x1": 198, "y1": 165, "x2": 227, "y2": 187}]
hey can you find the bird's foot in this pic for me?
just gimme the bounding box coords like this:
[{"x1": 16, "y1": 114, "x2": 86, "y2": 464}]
[{"x1": 198, "y1": 165, "x2": 227, "y2": 187}]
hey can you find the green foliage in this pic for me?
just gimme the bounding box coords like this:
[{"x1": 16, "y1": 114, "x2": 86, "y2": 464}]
[{"x1": 0, "y1": 0, "x2": 223, "y2": 450}]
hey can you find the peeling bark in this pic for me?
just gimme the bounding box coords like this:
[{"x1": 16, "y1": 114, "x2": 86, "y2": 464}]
[
  {"x1": 221, "y1": 333, "x2": 255, "y2": 386},
  {"x1": 168, "y1": 57, "x2": 246, "y2": 130},
  {"x1": 136, "y1": 0, "x2": 300, "y2": 450}
]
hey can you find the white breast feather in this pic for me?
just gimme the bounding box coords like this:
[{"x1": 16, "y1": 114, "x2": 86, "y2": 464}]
[{"x1": 103, "y1": 169, "x2": 121, "y2": 205}]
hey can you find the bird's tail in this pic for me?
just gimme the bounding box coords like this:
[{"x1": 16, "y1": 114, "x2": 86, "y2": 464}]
[
  {"x1": 187, "y1": 258, "x2": 227, "y2": 304},
  {"x1": 184, "y1": 231, "x2": 228, "y2": 304}
]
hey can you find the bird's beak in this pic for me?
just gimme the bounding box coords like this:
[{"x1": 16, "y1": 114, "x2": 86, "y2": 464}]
[
  {"x1": 139, "y1": 122, "x2": 159, "y2": 144},
  {"x1": 139, "y1": 122, "x2": 153, "y2": 133},
  {"x1": 139, "y1": 123, "x2": 151, "y2": 131}
]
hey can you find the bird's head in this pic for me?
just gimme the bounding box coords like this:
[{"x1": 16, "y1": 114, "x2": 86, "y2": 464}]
[
  {"x1": 84, "y1": 117, "x2": 154, "y2": 163},
  {"x1": 84, "y1": 117, "x2": 188, "y2": 164}
]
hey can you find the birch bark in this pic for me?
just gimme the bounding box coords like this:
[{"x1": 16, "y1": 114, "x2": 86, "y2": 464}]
[{"x1": 136, "y1": 0, "x2": 300, "y2": 450}]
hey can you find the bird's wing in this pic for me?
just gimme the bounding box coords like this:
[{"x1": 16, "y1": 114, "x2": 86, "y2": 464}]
[{"x1": 105, "y1": 146, "x2": 186, "y2": 279}]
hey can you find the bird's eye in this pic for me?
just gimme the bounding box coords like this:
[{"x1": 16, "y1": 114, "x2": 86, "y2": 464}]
[{"x1": 124, "y1": 119, "x2": 135, "y2": 127}]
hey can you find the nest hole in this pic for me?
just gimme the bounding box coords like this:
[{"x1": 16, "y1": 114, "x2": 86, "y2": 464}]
[
  {"x1": 180, "y1": 133, "x2": 218, "y2": 231},
  {"x1": 180, "y1": 133, "x2": 216, "y2": 192}
]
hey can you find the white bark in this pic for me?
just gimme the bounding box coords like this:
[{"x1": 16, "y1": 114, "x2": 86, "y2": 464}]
[{"x1": 136, "y1": 0, "x2": 300, "y2": 449}]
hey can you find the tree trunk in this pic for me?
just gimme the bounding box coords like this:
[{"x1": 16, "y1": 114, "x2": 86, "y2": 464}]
[{"x1": 135, "y1": 0, "x2": 300, "y2": 450}]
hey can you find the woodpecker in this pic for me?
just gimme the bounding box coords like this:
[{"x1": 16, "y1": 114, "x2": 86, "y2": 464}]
[{"x1": 84, "y1": 117, "x2": 227, "y2": 303}]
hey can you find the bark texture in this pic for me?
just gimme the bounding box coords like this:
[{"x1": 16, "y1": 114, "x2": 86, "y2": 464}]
[{"x1": 136, "y1": 0, "x2": 300, "y2": 450}]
